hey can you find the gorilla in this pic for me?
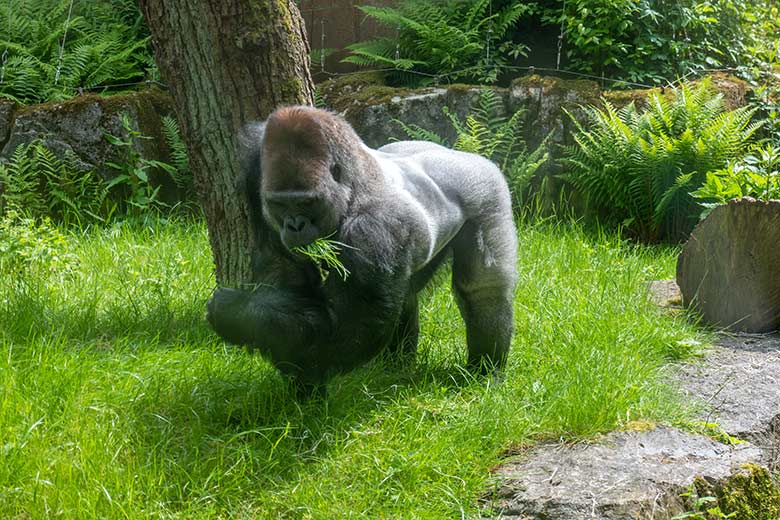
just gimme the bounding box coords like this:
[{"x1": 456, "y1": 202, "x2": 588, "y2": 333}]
[{"x1": 207, "y1": 106, "x2": 518, "y2": 397}]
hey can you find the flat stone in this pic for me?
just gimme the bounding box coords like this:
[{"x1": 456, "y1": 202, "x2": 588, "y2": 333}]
[
  {"x1": 486, "y1": 331, "x2": 780, "y2": 519},
  {"x1": 487, "y1": 426, "x2": 762, "y2": 519},
  {"x1": 677, "y1": 333, "x2": 780, "y2": 468}
]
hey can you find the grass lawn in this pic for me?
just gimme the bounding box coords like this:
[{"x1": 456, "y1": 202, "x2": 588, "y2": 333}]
[{"x1": 0, "y1": 217, "x2": 704, "y2": 518}]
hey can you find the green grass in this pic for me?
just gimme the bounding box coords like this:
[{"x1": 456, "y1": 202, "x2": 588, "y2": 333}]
[{"x1": 0, "y1": 217, "x2": 704, "y2": 518}]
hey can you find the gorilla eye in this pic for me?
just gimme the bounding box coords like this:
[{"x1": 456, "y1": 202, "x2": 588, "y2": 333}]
[{"x1": 330, "y1": 163, "x2": 342, "y2": 182}]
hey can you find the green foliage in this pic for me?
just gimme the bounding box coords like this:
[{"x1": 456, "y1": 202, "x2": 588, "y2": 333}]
[
  {"x1": 673, "y1": 495, "x2": 736, "y2": 519},
  {"x1": 692, "y1": 143, "x2": 780, "y2": 215},
  {"x1": 293, "y1": 235, "x2": 351, "y2": 282},
  {"x1": 161, "y1": 115, "x2": 195, "y2": 202},
  {"x1": 543, "y1": 0, "x2": 762, "y2": 85},
  {"x1": 735, "y1": 2, "x2": 780, "y2": 141},
  {"x1": 104, "y1": 113, "x2": 175, "y2": 214},
  {"x1": 0, "y1": 0, "x2": 153, "y2": 104},
  {"x1": 344, "y1": 0, "x2": 531, "y2": 85},
  {"x1": 0, "y1": 141, "x2": 109, "y2": 224},
  {"x1": 396, "y1": 89, "x2": 548, "y2": 206},
  {"x1": 0, "y1": 219, "x2": 703, "y2": 518},
  {"x1": 677, "y1": 464, "x2": 780, "y2": 519},
  {"x1": 0, "y1": 210, "x2": 76, "y2": 275},
  {"x1": 562, "y1": 80, "x2": 760, "y2": 242}
]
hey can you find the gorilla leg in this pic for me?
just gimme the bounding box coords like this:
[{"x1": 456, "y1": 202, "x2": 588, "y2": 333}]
[
  {"x1": 385, "y1": 293, "x2": 419, "y2": 362},
  {"x1": 451, "y1": 220, "x2": 517, "y2": 374}
]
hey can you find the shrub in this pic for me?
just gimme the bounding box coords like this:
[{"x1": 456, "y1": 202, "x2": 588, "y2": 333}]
[
  {"x1": 344, "y1": 0, "x2": 531, "y2": 85},
  {"x1": 562, "y1": 79, "x2": 760, "y2": 242},
  {"x1": 692, "y1": 143, "x2": 780, "y2": 216},
  {"x1": 542, "y1": 0, "x2": 759, "y2": 85},
  {"x1": 396, "y1": 88, "x2": 548, "y2": 206}
]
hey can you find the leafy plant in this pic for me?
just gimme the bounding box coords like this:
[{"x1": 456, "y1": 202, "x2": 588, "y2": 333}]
[
  {"x1": 0, "y1": 141, "x2": 109, "y2": 224},
  {"x1": 692, "y1": 143, "x2": 780, "y2": 215},
  {"x1": 673, "y1": 495, "x2": 736, "y2": 519},
  {"x1": 0, "y1": 0, "x2": 153, "y2": 103},
  {"x1": 396, "y1": 88, "x2": 548, "y2": 206},
  {"x1": 344, "y1": 0, "x2": 532, "y2": 85},
  {"x1": 0, "y1": 210, "x2": 76, "y2": 275},
  {"x1": 735, "y1": 2, "x2": 780, "y2": 141},
  {"x1": 542, "y1": 0, "x2": 761, "y2": 85},
  {"x1": 160, "y1": 115, "x2": 195, "y2": 202},
  {"x1": 104, "y1": 113, "x2": 175, "y2": 214},
  {"x1": 562, "y1": 80, "x2": 760, "y2": 242}
]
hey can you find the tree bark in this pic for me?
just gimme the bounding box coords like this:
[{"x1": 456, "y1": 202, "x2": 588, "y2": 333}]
[
  {"x1": 139, "y1": 0, "x2": 315, "y2": 286},
  {"x1": 677, "y1": 197, "x2": 780, "y2": 332}
]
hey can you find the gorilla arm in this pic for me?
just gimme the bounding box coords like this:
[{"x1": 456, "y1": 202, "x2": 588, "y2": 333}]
[{"x1": 206, "y1": 211, "x2": 415, "y2": 387}]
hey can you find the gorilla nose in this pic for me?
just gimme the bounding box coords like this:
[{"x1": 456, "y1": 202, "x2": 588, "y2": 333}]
[{"x1": 284, "y1": 215, "x2": 310, "y2": 233}]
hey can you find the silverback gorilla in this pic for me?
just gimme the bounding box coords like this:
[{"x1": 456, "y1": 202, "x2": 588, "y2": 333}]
[{"x1": 207, "y1": 106, "x2": 518, "y2": 397}]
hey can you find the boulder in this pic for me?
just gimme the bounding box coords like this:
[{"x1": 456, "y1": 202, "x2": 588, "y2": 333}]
[{"x1": 677, "y1": 198, "x2": 780, "y2": 332}]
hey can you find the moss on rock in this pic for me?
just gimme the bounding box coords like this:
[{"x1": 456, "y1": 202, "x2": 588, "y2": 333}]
[
  {"x1": 693, "y1": 463, "x2": 780, "y2": 519},
  {"x1": 511, "y1": 74, "x2": 601, "y2": 104}
]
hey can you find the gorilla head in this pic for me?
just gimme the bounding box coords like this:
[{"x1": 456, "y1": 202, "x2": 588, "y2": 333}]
[
  {"x1": 261, "y1": 107, "x2": 361, "y2": 250},
  {"x1": 208, "y1": 106, "x2": 519, "y2": 398}
]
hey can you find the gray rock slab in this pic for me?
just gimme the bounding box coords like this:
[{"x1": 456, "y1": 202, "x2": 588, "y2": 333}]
[
  {"x1": 488, "y1": 426, "x2": 762, "y2": 519},
  {"x1": 677, "y1": 333, "x2": 780, "y2": 468}
]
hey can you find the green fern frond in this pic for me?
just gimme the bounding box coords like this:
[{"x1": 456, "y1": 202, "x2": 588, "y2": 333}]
[{"x1": 562, "y1": 81, "x2": 760, "y2": 242}]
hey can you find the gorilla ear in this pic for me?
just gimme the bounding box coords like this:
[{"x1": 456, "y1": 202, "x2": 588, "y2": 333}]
[{"x1": 330, "y1": 163, "x2": 342, "y2": 182}]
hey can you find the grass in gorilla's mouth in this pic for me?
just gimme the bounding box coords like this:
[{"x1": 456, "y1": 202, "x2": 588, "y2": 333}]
[
  {"x1": 293, "y1": 234, "x2": 351, "y2": 282},
  {"x1": 0, "y1": 216, "x2": 706, "y2": 519}
]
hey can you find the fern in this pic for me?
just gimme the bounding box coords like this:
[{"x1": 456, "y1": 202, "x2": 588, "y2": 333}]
[
  {"x1": 0, "y1": 141, "x2": 109, "y2": 225},
  {"x1": 562, "y1": 79, "x2": 759, "y2": 242},
  {"x1": 345, "y1": 0, "x2": 532, "y2": 86},
  {"x1": 0, "y1": 0, "x2": 152, "y2": 104},
  {"x1": 160, "y1": 116, "x2": 194, "y2": 202}
]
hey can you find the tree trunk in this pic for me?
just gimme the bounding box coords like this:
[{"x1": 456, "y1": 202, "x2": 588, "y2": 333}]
[
  {"x1": 139, "y1": 0, "x2": 314, "y2": 286},
  {"x1": 677, "y1": 197, "x2": 780, "y2": 332}
]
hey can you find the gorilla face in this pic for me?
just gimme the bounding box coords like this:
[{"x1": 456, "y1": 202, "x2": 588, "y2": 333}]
[
  {"x1": 260, "y1": 108, "x2": 350, "y2": 251},
  {"x1": 264, "y1": 189, "x2": 339, "y2": 249}
]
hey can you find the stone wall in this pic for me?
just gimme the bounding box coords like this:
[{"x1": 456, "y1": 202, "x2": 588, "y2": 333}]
[
  {"x1": 319, "y1": 71, "x2": 749, "y2": 166},
  {"x1": 0, "y1": 89, "x2": 177, "y2": 198},
  {"x1": 0, "y1": 73, "x2": 749, "y2": 203}
]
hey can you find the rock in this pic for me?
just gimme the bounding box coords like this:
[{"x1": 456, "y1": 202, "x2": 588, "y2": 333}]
[
  {"x1": 677, "y1": 333, "x2": 780, "y2": 469},
  {"x1": 487, "y1": 426, "x2": 763, "y2": 519},
  {"x1": 677, "y1": 197, "x2": 780, "y2": 333},
  {"x1": 647, "y1": 280, "x2": 682, "y2": 308},
  {"x1": 0, "y1": 99, "x2": 16, "y2": 147},
  {"x1": 1, "y1": 90, "x2": 175, "y2": 181},
  {"x1": 509, "y1": 75, "x2": 601, "y2": 152},
  {"x1": 485, "y1": 329, "x2": 780, "y2": 519},
  {"x1": 322, "y1": 78, "x2": 505, "y2": 148}
]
